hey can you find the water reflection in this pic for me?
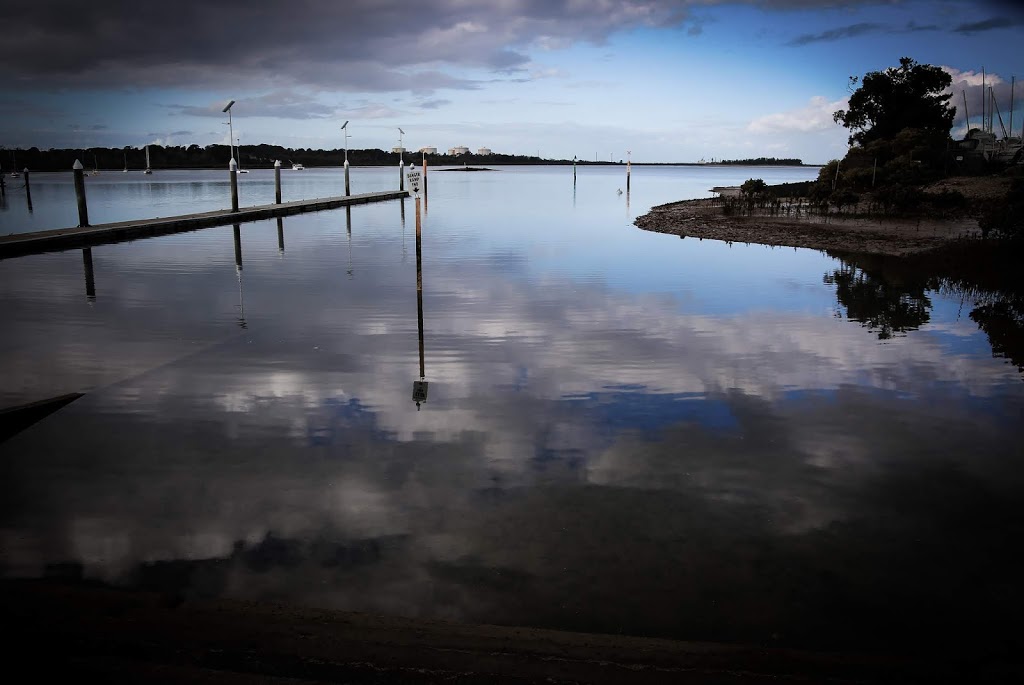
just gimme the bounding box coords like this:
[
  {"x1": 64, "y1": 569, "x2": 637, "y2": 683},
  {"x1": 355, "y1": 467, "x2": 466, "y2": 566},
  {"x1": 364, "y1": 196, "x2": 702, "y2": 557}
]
[
  {"x1": 276, "y1": 216, "x2": 285, "y2": 253},
  {"x1": 825, "y1": 262, "x2": 931, "y2": 339},
  {"x1": 1, "y1": 173, "x2": 1022, "y2": 658},
  {"x1": 82, "y1": 248, "x2": 95, "y2": 301}
]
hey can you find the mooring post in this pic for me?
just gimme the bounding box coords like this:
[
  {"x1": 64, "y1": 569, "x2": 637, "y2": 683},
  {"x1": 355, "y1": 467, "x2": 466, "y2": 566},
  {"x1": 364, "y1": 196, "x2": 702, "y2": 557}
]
[
  {"x1": 423, "y1": 154, "x2": 428, "y2": 195},
  {"x1": 23, "y1": 168, "x2": 33, "y2": 211},
  {"x1": 229, "y1": 158, "x2": 239, "y2": 212},
  {"x1": 72, "y1": 161, "x2": 88, "y2": 226},
  {"x1": 274, "y1": 160, "x2": 282, "y2": 204},
  {"x1": 573, "y1": 156, "x2": 577, "y2": 185},
  {"x1": 344, "y1": 158, "x2": 351, "y2": 196},
  {"x1": 82, "y1": 248, "x2": 96, "y2": 300},
  {"x1": 399, "y1": 159, "x2": 405, "y2": 192}
]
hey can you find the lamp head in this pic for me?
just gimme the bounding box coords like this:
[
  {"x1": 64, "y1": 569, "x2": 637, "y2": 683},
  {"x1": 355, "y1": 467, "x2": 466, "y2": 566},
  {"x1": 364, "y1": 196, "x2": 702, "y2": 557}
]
[{"x1": 222, "y1": 100, "x2": 235, "y2": 113}]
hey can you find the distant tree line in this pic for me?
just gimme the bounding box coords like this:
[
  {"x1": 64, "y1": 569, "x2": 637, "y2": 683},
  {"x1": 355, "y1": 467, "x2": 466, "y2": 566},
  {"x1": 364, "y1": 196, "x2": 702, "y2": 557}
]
[{"x1": 718, "y1": 157, "x2": 804, "y2": 166}]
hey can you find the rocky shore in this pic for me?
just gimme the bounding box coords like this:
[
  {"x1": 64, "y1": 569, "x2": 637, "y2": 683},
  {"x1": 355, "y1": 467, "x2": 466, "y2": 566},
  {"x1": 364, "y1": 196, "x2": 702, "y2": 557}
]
[{"x1": 634, "y1": 177, "x2": 1010, "y2": 257}]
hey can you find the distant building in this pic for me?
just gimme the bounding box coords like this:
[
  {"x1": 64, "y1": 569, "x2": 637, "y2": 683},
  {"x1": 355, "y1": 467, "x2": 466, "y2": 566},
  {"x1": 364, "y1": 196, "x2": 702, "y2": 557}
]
[
  {"x1": 418, "y1": 146, "x2": 437, "y2": 154},
  {"x1": 476, "y1": 147, "x2": 492, "y2": 156},
  {"x1": 392, "y1": 146, "x2": 405, "y2": 154},
  {"x1": 448, "y1": 145, "x2": 469, "y2": 155}
]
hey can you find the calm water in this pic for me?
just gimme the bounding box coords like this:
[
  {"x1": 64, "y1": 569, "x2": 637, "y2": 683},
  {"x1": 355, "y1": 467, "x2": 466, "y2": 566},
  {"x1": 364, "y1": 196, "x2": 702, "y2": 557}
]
[{"x1": 2, "y1": 165, "x2": 1023, "y2": 655}]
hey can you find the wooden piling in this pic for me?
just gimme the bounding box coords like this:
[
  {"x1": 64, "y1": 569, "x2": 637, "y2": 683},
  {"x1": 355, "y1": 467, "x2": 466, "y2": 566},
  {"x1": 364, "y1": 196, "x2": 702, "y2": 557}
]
[
  {"x1": 423, "y1": 155, "x2": 428, "y2": 195},
  {"x1": 274, "y1": 160, "x2": 282, "y2": 204},
  {"x1": 72, "y1": 161, "x2": 88, "y2": 226},
  {"x1": 399, "y1": 160, "x2": 405, "y2": 192},
  {"x1": 229, "y1": 159, "x2": 239, "y2": 212}
]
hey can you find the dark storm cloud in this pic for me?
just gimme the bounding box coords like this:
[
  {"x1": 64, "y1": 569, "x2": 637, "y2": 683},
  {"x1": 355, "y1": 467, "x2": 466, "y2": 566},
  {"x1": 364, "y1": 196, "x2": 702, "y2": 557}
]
[
  {"x1": 953, "y1": 16, "x2": 1024, "y2": 34},
  {"x1": 0, "y1": 1, "x2": 898, "y2": 93},
  {"x1": 786, "y1": 21, "x2": 883, "y2": 45}
]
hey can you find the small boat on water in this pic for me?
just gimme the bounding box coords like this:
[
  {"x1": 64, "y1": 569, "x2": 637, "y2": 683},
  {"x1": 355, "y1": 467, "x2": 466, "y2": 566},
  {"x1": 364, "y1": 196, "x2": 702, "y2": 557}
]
[
  {"x1": 91, "y1": 154, "x2": 100, "y2": 176},
  {"x1": 122, "y1": 153, "x2": 128, "y2": 173},
  {"x1": 143, "y1": 145, "x2": 152, "y2": 175},
  {"x1": 237, "y1": 137, "x2": 248, "y2": 173},
  {"x1": 292, "y1": 163, "x2": 305, "y2": 171},
  {"x1": 9, "y1": 152, "x2": 19, "y2": 178}
]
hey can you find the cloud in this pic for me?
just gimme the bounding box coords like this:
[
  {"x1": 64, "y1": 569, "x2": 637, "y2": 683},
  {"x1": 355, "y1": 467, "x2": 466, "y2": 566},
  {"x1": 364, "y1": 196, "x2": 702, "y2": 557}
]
[
  {"x1": 953, "y1": 16, "x2": 1024, "y2": 34},
  {"x1": 747, "y1": 95, "x2": 848, "y2": 134},
  {"x1": 167, "y1": 91, "x2": 339, "y2": 120},
  {"x1": 417, "y1": 99, "x2": 451, "y2": 110},
  {"x1": 786, "y1": 22, "x2": 883, "y2": 46}
]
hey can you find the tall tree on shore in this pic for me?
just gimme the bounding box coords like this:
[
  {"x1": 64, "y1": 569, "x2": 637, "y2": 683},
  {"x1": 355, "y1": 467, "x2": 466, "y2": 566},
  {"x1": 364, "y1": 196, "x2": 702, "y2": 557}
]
[{"x1": 832, "y1": 57, "x2": 955, "y2": 147}]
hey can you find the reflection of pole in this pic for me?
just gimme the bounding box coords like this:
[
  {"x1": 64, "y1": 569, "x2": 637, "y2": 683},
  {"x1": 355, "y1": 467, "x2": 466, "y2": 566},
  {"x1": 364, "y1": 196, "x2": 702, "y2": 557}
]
[
  {"x1": 233, "y1": 224, "x2": 246, "y2": 328},
  {"x1": 233, "y1": 224, "x2": 243, "y2": 270},
  {"x1": 82, "y1": 248, "x2": 95, "y2": 301},
  {"x1": 409, "y1": 192, "x2": 428, "y2": 408},
  {"x1": 276, "y1": 216, "x2": 284, "y2": 253},
  {"x1": 346, "y1": 206, "x2": 353, "y2": 279}
]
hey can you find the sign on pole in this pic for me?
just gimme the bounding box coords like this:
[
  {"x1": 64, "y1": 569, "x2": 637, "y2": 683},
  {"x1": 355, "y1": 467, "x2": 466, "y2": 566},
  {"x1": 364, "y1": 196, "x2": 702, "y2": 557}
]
[{"x1": 406, "y1": 169, "x2": 421, "y2": 195}]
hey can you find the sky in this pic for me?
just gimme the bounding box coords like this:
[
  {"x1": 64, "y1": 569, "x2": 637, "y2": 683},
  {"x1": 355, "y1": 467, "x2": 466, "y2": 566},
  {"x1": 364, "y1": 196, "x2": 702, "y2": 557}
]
[{"x1": 1, "y1": 0, "x2": 1023, "y2": 164}]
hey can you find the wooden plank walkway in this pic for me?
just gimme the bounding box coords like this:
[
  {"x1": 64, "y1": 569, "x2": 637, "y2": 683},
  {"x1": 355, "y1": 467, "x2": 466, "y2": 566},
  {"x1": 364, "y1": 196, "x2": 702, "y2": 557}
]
[{"x1": 0, "y1": 190, "x2": 408, "y2": 259}]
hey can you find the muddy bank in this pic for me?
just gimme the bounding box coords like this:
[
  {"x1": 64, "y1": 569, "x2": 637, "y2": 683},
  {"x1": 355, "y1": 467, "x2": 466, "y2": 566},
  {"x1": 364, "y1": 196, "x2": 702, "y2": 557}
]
[{"x1": 634, "y1": 197, "x2": 982, "y2": 257}]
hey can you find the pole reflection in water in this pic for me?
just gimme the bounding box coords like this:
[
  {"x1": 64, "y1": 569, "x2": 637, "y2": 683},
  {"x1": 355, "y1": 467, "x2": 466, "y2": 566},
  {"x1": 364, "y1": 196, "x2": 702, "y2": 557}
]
[
  {"x1": 232, "y1": 224, "x2": 247, "y2": 329},
  {"x1": 276, "y1": 216, "x2": 284, "y2": 254},
  {"x1": 400, "y1": 196, "x2": 407, "y2": 263},
  {"x1": 82, "y1": 248, "x2": 95, "y2": 301},
  {"x1": 346, "y1": 206, "x2": 353, "y2": 279},
  {"x1": 412, "y1": 195, "x2": 428, "y2": 409}
]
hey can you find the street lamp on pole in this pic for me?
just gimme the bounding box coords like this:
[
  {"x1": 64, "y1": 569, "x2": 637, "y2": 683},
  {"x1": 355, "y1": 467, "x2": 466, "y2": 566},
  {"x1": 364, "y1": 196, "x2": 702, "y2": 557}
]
[
  {"x1": 222, "y1": 100, "x2": 236, "y2": 164},
  {"x1": 341, "y1": 120, "x2": 350, "y2": 164}
]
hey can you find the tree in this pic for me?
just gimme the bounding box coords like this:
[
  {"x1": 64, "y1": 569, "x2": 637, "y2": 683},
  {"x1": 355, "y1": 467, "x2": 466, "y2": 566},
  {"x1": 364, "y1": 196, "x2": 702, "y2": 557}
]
[{"x1": 833, "y1": 57, "x2": 955, "y2": 147}]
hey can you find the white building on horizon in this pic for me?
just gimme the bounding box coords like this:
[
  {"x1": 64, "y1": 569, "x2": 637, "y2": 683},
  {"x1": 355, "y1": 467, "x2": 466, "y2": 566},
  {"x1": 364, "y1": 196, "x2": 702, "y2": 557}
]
[
  {"x1": 418, "y1": 146, "x2": 437, "y2": 154},
  {"x1": 448, "y1": 145, "x2": 469, "y2": 155},
  {"x1": 476, "y1": 147, "x2": 492, "y2": 155},
  {"x1": 391, "y1": 146, "x2": 405, "y2": 154}
]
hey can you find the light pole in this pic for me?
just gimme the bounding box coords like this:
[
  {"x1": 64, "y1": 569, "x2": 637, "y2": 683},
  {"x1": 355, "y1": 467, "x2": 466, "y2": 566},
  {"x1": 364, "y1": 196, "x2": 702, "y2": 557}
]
[
  {"x1": 341, "y1": 120, "x2": 350, "y2": 195},
  {"x1": 398, "y1": 127, "x2": 405, "y2": 191},
  {"x1": 222, "y1": 100, "x2": 236, "y2": 164}
]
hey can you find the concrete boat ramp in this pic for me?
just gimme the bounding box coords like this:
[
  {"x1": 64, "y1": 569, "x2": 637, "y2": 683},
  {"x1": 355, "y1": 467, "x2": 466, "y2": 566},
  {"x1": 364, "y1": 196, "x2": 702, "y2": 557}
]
[{"x1": 0, "y1": 190, "x2": 408, "y2": 259}]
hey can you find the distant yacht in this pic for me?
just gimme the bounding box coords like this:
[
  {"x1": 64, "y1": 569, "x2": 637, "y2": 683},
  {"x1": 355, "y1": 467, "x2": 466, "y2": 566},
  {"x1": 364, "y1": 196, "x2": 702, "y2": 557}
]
[
  {"x1": 292, "y1": 162, "x2": 305, "y2": 171},
  {"x1": 9, "y1": 151, "x2": 19, "y2": 177},
  {"x1": 143, "y1": 145, "x2": 152, "y2": 174},
  {"x1": 122, "y1": 153, "x2": 128, "y2": 173},
  {"x1": 237, "y1": 137, "x2": 249, "y2": 173},
  {"x1": 91, "y1": 154, "x2": 100, "y2": 176}
]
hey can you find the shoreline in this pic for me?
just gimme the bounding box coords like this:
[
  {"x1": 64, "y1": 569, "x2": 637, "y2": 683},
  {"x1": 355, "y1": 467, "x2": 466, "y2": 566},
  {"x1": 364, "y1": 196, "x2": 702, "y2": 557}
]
[{"x1": 634, "y1": 197, "x2": 983, "y2": 257}]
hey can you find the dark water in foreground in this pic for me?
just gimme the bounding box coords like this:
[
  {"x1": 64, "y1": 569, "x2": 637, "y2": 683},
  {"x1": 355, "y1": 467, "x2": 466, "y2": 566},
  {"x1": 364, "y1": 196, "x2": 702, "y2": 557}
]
[{"x1": 1, "y1": 165, "x2": 1022, "y2": 655}]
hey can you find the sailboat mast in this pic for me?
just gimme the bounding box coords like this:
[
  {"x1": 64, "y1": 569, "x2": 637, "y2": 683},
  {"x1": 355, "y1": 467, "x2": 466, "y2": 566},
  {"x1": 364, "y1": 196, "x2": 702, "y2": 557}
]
[
  {"x1": 1011, "y1": 76, "x2": 1016, "y2": 140},
  {"x1": 963, "y1": 90, "x2": 970, "y2": 132}
]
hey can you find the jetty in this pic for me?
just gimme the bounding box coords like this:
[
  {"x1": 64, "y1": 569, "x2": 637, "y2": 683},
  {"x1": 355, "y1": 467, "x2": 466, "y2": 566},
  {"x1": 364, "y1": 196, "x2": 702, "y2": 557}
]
[{"x1": 0, "y1": 190, "x2": 407, "y2": 259}]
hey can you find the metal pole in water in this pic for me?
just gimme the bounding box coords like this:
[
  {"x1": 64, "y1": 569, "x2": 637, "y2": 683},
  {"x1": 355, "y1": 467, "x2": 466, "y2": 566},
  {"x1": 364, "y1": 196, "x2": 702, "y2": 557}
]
[
  {"x1": 399, "y1": 159, "x2": 405, "y2": 191},
  {"x1": 415, "y1": 195, "x2": 424, "y2": 381},
  {"x1": 229, "y1": 158, "x2": 239, "y2": 212},
  {"x1": 82, "y1": 248, "x2": 96, "y2": 300},
  {"x1": 573, "y1": 155, "x2": 577, "y2": 185},
  {"x1": 274, "y1": 160, "x2": 282, "y2": 204},
  {"x1": 72, "y1": 161, "x2": 88, "y2": 226},
  {"x1": 23, "y1": 167, "x2": 33, "y2": 211},
  {"x1": 626, "y1": 150, "x2": 631, "y2": 193},
  {"x1": 422, "y1": 154, "x2": 428, "y2": 195}
]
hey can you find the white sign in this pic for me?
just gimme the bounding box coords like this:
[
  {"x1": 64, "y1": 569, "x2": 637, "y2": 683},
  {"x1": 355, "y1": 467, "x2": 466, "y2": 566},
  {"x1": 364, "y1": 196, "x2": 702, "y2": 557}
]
[{"x1": 406, "y1": 170, "x2": 421, "y2": 194}]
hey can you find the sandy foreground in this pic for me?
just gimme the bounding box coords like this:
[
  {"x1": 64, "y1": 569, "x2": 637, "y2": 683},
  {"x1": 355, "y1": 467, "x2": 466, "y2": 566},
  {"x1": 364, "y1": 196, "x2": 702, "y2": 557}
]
[
  {"x1": 3, "y1": 580, "x2": 1018, "y2": 683},
  {"x1": 635, "y1": 176, "x2": 1017, "y2": 257}
]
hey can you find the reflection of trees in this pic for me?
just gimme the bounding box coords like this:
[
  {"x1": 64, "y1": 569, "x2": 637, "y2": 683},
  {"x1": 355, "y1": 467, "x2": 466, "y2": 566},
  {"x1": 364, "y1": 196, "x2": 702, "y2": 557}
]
[
  {"x1": 969, "y1": 299, "x2": 1024, "y2": 372},
  {"x1": 824, "y1": 263, "x2": 931, "y2": 340},
  {"x1": 827, "y1": 246, "x2": 1024, "y2": 376}
]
